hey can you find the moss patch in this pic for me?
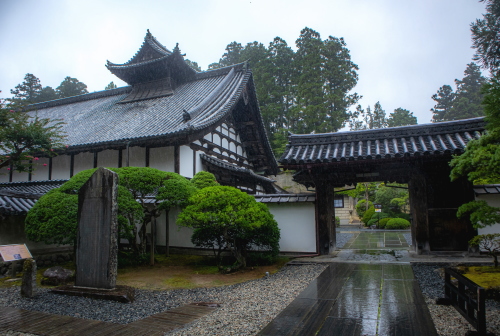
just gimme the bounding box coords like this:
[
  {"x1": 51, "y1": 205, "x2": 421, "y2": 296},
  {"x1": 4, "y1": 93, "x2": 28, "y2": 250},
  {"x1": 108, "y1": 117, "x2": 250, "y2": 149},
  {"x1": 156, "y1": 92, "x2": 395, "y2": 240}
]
[{"x1": 462, "y1": 266, "x2": 500, "y2": 289}]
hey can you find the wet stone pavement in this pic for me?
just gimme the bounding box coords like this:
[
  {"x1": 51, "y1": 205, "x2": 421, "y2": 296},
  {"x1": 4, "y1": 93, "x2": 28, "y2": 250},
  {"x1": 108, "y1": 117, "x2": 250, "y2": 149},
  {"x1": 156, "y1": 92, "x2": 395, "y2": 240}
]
[{"x1": 258, "y1": 263, "x2": 437, "y2": 336}]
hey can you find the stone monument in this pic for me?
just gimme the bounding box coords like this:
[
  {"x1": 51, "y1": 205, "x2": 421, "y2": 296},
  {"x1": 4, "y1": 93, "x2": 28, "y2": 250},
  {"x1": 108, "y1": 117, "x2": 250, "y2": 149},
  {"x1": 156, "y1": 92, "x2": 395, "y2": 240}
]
[
  {"x1": 51, "y1": 167, "x2": 134, "y2": 302},
  {"x1": 75, "y1": 167, "x2": 118, "y2": 289}
]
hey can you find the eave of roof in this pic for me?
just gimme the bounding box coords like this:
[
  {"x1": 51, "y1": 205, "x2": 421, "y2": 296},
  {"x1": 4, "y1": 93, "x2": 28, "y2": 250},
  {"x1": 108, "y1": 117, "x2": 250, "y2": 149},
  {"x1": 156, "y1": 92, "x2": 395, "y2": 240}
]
[
  {"x1": 254, "y1": 193, "x2": 316, "y2": 203},
  {"x1": 201, "y1": 154, "x2": 275, "y2": 184},
  {"x1": 280, "y1": 118, "x2": 486, "y2": 166},
  {"x1": 473, "y1": 184, "x2": 500, "y2": 195}
]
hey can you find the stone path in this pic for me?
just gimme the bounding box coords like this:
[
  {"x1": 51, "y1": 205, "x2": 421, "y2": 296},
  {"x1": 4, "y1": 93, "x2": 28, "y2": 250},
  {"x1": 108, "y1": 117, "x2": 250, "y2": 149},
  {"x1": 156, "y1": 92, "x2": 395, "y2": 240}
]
[
  {"x1": 258, "y1": 262, "x2": 437, "y2": 336},
  {"x1": 0, "y1": 303, "x2": 216, "y2": 336}
]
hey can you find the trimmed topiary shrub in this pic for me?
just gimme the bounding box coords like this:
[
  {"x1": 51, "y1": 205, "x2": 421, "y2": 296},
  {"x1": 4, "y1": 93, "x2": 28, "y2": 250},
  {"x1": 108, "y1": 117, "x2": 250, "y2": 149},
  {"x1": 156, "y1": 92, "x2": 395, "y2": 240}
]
[
  {"x1": 385, "y1": 218, "x2": 410, "y2": 230},
  {"x1": 393, "y1": 212, "x2": 411, "y2": 222},
  {"x1": 335, "y1": 216, "x2": 341, "y2": 227},
  {"x1": 367, "y1": 218, "x2": 378, "y2": 227},
  {"x1": 362, "y1": 207, "x2": 375, "y2": 225},
  {"x1": 371, "y1": 212, "x2": 390, "y2": 220},
  {"x1": 356, "y1": 199, "x2": 374, "y2": 218},
  {"x1": 378, "y1": 217, "x2": 392, "y2": 229}
]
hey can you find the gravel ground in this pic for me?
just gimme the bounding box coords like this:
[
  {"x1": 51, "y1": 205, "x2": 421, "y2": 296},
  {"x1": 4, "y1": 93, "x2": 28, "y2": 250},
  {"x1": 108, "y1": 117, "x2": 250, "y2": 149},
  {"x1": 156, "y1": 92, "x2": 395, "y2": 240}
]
[
  {"x1": 412, "y1": 263, "x2": 500, "y2": 336},
  {"x1": 0, "y1": 263, "x2": 327, "y2": 336},
  {"x1": 335, "y1": 232, "x2": 353, "y2": 249}
]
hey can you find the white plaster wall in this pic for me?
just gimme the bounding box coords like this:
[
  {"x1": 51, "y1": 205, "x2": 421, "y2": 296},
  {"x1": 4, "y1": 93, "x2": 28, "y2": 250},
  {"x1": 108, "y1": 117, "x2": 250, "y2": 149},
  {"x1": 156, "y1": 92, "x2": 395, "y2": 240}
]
[
  {"x1": 97, "y1": 149, "x2": 119, "y2": 168},
  {"x1": 155, "y1": 207, "x2": 195, "y2": 248},
  {"x1": 0, "y1": 171, "x2": 9, "y2": 182},
  {"x1": 179, "y1": 145, "x2": 193, "y2": 178},
  {"x1": 32, "y1": 157, "x2": 49, "y2": 180},
  {"x1": 266, "y1": 202, "x2": 316, "y2": 253},
  {"x1": 11, "y1": 161, "x2": 30, "y2": 182},
  {"x1": 74, "y1": 152, "x2": 94, "y2": 175},
  {"x1": 127, "y1": 147, "x2": 146, "y2": 167},
  {"x1": 149, "y1": 146, "x2": 174, "y2": 172},
  {"x1": 51, "y1": 155, "x2": 71, "y2": 180},
  {"x1": 476, "y1": 194, "x2": 500, "y2": 235}
]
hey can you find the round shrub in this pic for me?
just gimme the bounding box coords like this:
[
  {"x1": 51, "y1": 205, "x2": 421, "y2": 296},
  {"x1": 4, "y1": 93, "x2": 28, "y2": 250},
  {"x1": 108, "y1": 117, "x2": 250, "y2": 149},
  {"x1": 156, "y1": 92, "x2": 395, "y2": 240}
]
[
  {"x1": 362, "y1": 207, "x2": 375, "y2": 225},
  {"x1": 367, "y1": 218, "x2": 378, "y2": 227},
  {"x1": 371, "y1": 212, "x2": 389, "y2": 221},
  {"x1": 356, "y1": 199, "x2": 374, "y2": 218},
  {"x1": 385, "y1": 218, "x2": 411, "y2": 230},
  {"x1": 378, "y1": 217, "x2": 392, "y2": 229}
]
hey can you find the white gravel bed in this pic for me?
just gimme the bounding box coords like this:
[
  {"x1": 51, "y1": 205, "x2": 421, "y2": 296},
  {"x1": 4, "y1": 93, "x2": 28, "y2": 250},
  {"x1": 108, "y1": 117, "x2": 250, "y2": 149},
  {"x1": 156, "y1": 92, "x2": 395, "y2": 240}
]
[
  {"x1": 412, "y1": 263, "x2": 500, "y2": 336},
  {"x1": 0, "y1": 263, "x2": 327, "y2": 336}
]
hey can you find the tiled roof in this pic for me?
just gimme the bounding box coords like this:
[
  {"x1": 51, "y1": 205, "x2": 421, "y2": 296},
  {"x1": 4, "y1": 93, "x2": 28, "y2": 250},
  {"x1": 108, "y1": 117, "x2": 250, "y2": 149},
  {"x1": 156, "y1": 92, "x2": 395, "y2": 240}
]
[
  {"x1": 279, "y1": 118, "x2": 486, "y2": 165},
  {"x1": 200, "y1": 154, "x2": 275, "y2": 184},
  {"x1": 473, "y1": 184, "x2": 500, "y2": 195},
  {"x1": 0, "y1": 180, "x2": 66, "y2": 215},
  {"x1": 27, "y1": 63, "x2": 246, "y2": 148},
  {"x1": 254, "y1": 193, "x2": 316, "y2": 203}
]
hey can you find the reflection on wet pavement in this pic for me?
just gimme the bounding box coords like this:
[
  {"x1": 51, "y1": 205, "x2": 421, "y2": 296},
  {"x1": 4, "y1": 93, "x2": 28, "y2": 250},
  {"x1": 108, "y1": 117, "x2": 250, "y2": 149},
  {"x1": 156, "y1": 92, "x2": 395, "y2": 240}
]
[{"x1": 259, "y1": 263, "x2": 437, "y2": 336}]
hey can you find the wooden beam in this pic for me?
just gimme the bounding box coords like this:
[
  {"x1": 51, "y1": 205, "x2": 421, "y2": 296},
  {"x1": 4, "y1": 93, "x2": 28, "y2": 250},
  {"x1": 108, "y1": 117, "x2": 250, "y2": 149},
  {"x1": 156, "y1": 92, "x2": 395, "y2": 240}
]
[{"x1": 314, "y1": 180, "x2": 336, "y2": 255}]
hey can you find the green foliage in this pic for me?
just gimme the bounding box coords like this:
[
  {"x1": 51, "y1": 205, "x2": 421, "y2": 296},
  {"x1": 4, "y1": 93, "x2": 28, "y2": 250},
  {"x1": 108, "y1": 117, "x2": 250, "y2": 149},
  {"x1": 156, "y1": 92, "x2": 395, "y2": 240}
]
[
  {"x1": 177, "y1": 186, "x2": 280, "y2": 270},
  {"x1": 25, "y1": 189, "x2": 78, "y2": 245},
  {"x1": 190, "y1": 171, "x2": 219, "y2": 189},
  {"x1": 450, "y1": 72, "x2": 500, "y2": 230},
  {"x1": 105, "y1": 82, "x2": 117, "y2": 90},
  {"x1": 117, "y1": 250, "x2": 150, "y2": 268},
  {"x1": 374, "y1": 184, "x2": 409, "y2": 214},
  {"x1": 210, "y1": 27, "x2": 359, "y2": 154},
  {"x1": 36, "y1": 86, "x2": 58, "y2": 103},
  {"x1": 335, "y1": 216, "x2": 340, "y2": 227},
  {"x1": 371, "y1": 212, "x2": 390, "y2": 220},
  {"x1": 355, "y1": 199, "x2": 373, "y2": 218},
  {"x1": 471, "y1": 0, "x2": 500, "y2": 74},
  {"x1": 385, "y1": 218, "x2": 410, "y2": 230},
  {"x1": 431, "y1": 63, "x2": 486, "y2": 122},
  {"x1": 378, "y1": 217, "x2": 392, "y2": 229},
  {"x1": 10, "y1": 73, "x2": 42, "y2": 104},
  {"x1": 185, "y1": 59, "x2": 201, "y2": 72},
  {"x1": 469, "y1": 234, "x2": 500, "y2": 267},
  {"x1": 362, "y1": 207, "x2": 375, "y2": 225},
  {"x1": 348, "y1": 102, "x2": 387, "y2": 130},
  {"x1": 387, "y1": 108, "x2": 418, "y2": 127},
  {"x1": 0, "y1": 100, "x2": 66, "y2": 173},
  {"x1": 56, "y1": 76, "x2": 88, "y2": 98},
  {"x1": 25, "y1": 168, "x2": 193, "y2": 254}
]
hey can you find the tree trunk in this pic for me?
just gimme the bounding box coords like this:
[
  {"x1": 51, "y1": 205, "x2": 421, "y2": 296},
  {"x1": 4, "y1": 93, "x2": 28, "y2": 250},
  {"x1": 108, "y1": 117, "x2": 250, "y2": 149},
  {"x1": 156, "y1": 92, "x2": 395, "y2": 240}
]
[
  {"x1": 150, "y1": 215, "x2": 156, "y2": 266},
  {"x1": 165, "y1": 210, "x2": 170, "y2": 257}
]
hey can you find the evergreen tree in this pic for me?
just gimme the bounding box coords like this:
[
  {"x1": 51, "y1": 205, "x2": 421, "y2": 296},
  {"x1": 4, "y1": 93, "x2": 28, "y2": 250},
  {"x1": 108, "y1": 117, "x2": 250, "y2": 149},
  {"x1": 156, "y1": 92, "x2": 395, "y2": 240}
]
[
  {"x1": 10, "y1": 73, "x2": 42, "y2": 104},
  {"x1": 471, "y1": 0, "x2": 500, "y2": 74},
  {"x1": 35, "y1": 86, "x2": 58, "y2": 103},
  {"x1": 431, "y1": 85, "x2": 455, "y2": 122},
  {"x1": 448, "y1": 63, "x2": 486, "y2": 120},
  {"x1": 431, "y1": 63, "x2": 486, "y2": 122},
  {"x1": 219, "y1": 41, "x2": 243, "y2": 67},
  {"x1": 348, "y1": 102, "x2": 387, "y2": 130},
  {"x1": 185, "y1": 59, "x2": 201, "y2": 72},
  {"x1": 104, "y1": 81, "x2": 117, "y2": 90},
  {"x1": 387, "y1": 108, "x2": 418, "y2": 127},
  {"x1": 292, "y1": 27, "x2": 325, "y2": 134},
  {"x1": 321, "y1": 36, "x2": 360, "y2": 131},
  {"x1": 56, "y1": 76, "x2": 88, "y2": 98}
]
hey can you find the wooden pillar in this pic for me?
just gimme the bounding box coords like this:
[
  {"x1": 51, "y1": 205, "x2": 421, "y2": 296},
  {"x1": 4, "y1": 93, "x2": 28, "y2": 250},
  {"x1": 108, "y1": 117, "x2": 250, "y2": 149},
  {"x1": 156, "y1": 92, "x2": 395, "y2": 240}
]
[
  {"x1": 314, "y1": 179, "x2": 336, "y2": 255},
  {"x1": 408, "y1": 170, "x2": 430, "y2": 254}
]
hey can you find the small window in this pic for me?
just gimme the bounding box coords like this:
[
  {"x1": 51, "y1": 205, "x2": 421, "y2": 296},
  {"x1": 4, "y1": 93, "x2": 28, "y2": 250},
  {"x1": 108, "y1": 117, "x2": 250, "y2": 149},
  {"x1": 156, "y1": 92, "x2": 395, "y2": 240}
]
[{"x1": 334, "y1": 195, "x2": 344, "y2": 208}]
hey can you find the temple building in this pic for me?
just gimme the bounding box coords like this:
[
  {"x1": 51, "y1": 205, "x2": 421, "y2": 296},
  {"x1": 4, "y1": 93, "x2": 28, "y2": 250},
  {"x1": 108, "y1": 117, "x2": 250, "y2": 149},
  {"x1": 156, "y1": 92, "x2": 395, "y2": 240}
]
[{"x1": 0, "y1": 31, "x2": 278, "y2": 192}]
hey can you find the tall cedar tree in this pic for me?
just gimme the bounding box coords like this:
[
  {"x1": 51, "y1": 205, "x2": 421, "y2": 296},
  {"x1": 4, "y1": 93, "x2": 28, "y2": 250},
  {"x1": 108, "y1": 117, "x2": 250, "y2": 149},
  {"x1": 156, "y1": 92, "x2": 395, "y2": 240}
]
[
  {"x1": 348, "y1": 102, "x2": 387, "y2": 130},
  {"x1": 209, "y1": 28, "x2": 359, "y2": 155},
  {"x1": 471, "y1": 0, "x2": 500, "y2": 74},
  {"x1": 431, "y1": 63, "x2": 486, "y2": 122}
]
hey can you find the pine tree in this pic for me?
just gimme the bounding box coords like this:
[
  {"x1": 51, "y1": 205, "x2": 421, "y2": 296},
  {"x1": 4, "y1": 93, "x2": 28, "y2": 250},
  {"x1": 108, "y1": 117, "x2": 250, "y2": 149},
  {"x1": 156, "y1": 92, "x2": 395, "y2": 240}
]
[
  {"x1": 34, "y1": 86, "x2": 58, "y2": 103},
  {"x1": 471, "y1": 0, "x2": 500, "y2": 74},
  {"x1": 218, "y1": 42, "x2": 243, "y2": 67},
  {"x1": 56, "y1": 76, "x2": 88, "y2": 98},
  {"x1": 387, "y1": 108, "x2": 418, "y2": 127},
  {"x1": 104, "y1": 81, "x2": 117, "y2": 90},
  {"x1": 431, "y1": 85, "x2": 455, "y2": 122},
  {"x1": 10, "y1": 73, "x2": 42, "y2": 104},
  {"x1": 348, "y1": 102, "x2": 387, "y2": 130}
]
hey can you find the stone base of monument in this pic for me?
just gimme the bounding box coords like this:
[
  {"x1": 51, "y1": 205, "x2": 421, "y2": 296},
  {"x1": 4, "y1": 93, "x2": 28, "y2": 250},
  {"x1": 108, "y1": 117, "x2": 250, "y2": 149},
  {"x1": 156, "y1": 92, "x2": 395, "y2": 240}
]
[{"x1": 50, "y1": 285, "x2": 135, "y2": 303}]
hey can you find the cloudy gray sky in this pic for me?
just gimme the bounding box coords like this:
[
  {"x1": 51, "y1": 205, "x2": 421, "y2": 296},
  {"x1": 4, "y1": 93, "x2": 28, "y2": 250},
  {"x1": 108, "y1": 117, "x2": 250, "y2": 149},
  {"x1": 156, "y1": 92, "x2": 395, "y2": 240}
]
[{"x1": 0, "y1": 0, "x2": 487, "y2": 127}]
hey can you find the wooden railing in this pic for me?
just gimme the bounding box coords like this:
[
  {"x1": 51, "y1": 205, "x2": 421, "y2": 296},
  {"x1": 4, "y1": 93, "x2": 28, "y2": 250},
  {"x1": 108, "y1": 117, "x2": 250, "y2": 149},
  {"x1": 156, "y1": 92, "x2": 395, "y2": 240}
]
[{"x1": 444, "y1": 267, "x2": 487, "y2": 335}]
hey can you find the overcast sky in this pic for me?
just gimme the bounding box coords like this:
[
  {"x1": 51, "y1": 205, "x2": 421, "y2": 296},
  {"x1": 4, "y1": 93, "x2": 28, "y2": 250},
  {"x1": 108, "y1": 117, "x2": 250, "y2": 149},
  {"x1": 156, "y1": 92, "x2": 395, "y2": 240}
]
[{"x1": 0, "y1": 0, "x2": 487, "y2": 127}]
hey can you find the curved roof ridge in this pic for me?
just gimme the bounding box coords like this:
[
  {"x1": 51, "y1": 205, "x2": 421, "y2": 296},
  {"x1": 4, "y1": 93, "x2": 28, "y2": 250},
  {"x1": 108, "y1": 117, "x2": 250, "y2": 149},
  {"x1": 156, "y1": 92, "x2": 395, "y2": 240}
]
[{"x1": 26, "y1": 86, "x2": 131, "y2": 110}]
